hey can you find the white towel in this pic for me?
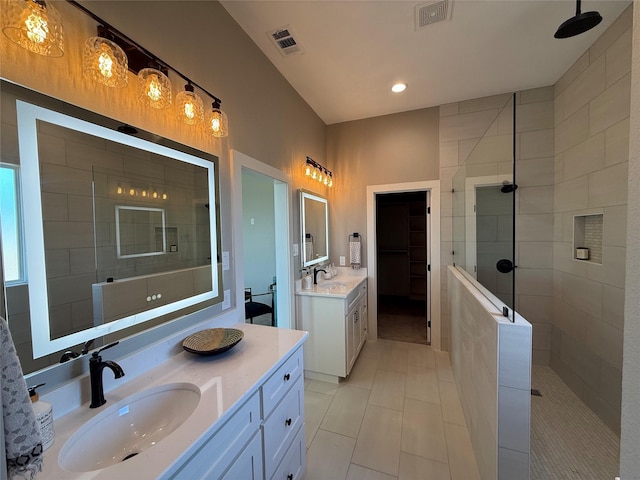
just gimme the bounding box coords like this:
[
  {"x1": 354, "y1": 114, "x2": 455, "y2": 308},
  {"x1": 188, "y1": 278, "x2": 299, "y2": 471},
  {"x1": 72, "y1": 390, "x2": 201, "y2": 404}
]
[
  {"x1": 349, "y1": 241, "x2": 361, "y2": 269},
  {"x1": 2, "y1": 316, "x2": 43, "y2": 479}
]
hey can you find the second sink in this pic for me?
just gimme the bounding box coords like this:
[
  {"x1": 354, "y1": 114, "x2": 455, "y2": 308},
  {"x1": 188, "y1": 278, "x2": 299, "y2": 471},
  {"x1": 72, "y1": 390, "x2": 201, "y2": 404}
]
[{"x1": 59, "y1": 382, "x2": 201, "y2": 472}]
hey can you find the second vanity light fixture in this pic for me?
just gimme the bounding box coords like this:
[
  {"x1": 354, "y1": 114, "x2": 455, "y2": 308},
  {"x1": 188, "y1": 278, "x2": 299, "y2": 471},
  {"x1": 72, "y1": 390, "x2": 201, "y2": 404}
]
[{"x1": 304, "y1": 157, "x2": 333, "y2": 188}]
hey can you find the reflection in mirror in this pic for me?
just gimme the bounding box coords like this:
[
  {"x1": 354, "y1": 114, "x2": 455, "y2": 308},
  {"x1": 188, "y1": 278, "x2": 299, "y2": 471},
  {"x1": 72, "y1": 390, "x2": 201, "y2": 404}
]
[
  {"x1": 300, "y1": 191, "x2": 329, "y2": 267},
  {"x1": 115, "y1": 206, "x2": 167, "y2": 258},
  {"x1": 0, "y1": 80, "x2": 222, "y2": 376}
]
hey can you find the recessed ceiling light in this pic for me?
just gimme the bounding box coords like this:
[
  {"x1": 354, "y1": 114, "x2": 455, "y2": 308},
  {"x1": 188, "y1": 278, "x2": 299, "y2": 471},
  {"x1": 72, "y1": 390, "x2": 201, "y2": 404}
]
[{"x1": 391, "y1": 83, "x2": 407, "y2": 93}]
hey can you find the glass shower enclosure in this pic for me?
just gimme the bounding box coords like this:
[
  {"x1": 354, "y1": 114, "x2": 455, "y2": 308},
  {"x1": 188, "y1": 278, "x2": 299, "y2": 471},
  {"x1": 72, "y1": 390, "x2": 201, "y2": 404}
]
[{"x1": 451, "y1": 94, "x2": 516, "y2": 314}]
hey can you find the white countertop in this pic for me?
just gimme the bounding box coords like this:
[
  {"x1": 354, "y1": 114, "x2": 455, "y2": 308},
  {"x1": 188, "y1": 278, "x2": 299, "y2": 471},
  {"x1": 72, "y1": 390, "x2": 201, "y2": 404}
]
[
  {"x1": 295, "y1": 273, "x2": 367, "y2": 299},
  {"x1": 39, "y1": 323, "x2": 308, "y2": 480}
]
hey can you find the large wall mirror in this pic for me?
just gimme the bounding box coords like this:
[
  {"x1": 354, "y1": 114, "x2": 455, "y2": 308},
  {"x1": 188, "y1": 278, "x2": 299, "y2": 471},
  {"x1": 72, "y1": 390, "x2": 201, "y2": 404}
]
[
  {"x1": 0, "y1": 80, "x2": 223, "y2": 376},
  {"x1": 300, "y1": 190, "x2": 329, "y2": 267}
]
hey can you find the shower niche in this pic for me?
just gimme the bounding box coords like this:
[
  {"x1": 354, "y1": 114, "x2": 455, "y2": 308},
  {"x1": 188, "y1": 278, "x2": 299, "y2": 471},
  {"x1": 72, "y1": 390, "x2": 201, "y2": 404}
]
[{"x1": 573, "y1": 214, "x2": 603, "y2": 264}]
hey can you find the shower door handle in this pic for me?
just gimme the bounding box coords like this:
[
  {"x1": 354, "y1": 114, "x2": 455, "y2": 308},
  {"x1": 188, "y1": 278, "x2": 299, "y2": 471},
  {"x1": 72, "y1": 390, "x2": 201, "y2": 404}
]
[{"x1": 496, "y1": 259, "x2": 515, "y2": 274}]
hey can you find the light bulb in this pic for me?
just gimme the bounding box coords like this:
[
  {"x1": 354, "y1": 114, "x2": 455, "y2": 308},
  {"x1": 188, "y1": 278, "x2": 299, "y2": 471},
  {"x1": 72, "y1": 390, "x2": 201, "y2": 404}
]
[
  {"x1": 129, "y1": 188, "x2": 135, "y2": 196},
  {"x1": 141, "y1": 190, "x2": 148, "y2": 197},
  {"x1": 98, "y1": 50, "x2": 113, "y2": 78},
  {"x1": 147, "y1": 75, "x2": 161, "y2": 101},
  {"x1": 25, "y1": 10, "x2": 47, "y2": 44},
  {"x1": 116, "y1": 185, "x2": 123, "y2": 195},
  {"x1": 184, "y1": 102, "x2": 195, "y2": 119},
  {"x1": 162, "y1": 193, "x2": 168, "y2": 200},
  {"x1": 152, "y1": 191, "x2": 158, "y2": 199}
]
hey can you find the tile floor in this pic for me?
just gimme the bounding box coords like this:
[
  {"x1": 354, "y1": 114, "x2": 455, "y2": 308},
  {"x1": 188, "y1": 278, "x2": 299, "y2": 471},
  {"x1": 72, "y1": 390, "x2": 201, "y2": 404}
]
[
  {"x1": 530, "y1": 366, "x2": 620, "y2": 480},
  {"x1": 302, "y1": 339, "x2": 480, "y2": 480}
]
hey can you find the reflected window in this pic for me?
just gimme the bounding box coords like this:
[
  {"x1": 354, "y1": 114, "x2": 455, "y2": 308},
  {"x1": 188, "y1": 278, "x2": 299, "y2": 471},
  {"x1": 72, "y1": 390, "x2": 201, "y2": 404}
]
[{"x1": 0, "y1": 164, "x2": 25, "y2": 284}]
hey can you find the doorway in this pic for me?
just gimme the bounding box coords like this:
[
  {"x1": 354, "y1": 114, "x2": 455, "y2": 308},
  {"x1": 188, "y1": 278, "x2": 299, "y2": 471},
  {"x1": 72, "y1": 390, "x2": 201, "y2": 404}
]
[
  {"x1": 376, "y1": 191, "x2": 429, "y2": 344},
  {"x1": 231, "y1": 150, "x2": 293, "y2": 329},
  {"x1": 365, "y1": 180, "x2": 440, "y2": 349}
]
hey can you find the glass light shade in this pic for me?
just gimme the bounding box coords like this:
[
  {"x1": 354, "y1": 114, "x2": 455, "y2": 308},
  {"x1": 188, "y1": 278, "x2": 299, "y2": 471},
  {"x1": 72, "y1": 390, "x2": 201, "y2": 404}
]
[
  {"x1": 138, "y1": 68, "x2": 172, "y2": 109},
  {"x1": 83, "y1": 37, "x2": 128, "y2": 88},
  {"x1": 176, "y1": 89, "x2": 204, "y2": 125},
  {"x1": 2, "y1": 0, "x2": 64, "y2": 57},
  {"x1": 206, "y1": 108, "x2": 229, "y2": 138},
  {"x1": 304, "y1": 163, "x2": 312, "y2": 177},
  {"x1": 328, "y1": 175, "x2": 333, "y2": 187}
]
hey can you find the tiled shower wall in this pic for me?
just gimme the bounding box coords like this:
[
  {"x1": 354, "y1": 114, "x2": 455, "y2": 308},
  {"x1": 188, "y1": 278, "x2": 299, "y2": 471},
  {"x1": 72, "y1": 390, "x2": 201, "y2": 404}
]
[
  {"x1": 551, "y1": 5, "x2": 632, "y2": 434},
  {"x1": 438, "y1": 88, "x2": 554, "y2": 361}
]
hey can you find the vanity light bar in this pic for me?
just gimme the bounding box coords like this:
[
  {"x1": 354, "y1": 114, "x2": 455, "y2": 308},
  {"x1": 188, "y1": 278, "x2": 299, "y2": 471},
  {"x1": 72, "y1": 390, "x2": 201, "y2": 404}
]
[{"x1": 304, "y1": 156, "x2": 333, "y2": 187}]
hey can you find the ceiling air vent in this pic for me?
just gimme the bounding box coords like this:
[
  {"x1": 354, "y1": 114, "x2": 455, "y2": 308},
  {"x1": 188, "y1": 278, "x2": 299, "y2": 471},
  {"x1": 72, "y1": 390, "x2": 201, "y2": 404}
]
[
  {"x1": 267, "y1": 25, "x2": 304, "y2": 56},
  {"x1": 415, "y1": 0, "x2": 450, "y2": 29}
]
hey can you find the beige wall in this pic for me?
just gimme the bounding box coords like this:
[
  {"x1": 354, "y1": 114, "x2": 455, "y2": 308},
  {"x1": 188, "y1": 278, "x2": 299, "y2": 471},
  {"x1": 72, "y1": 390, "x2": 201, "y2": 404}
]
[
  {"x1": 0, "y1": 0, "x2": 326, "y2": 304},
  {"x1": 620, "y1": 1, "x2": 640, "y2": 476},
  {"x1": 551, "y1": 5, "x2": 632, "y2": 434},
  {"x1": 326, "y1": 108, "x2": 440, "y2": 266}
]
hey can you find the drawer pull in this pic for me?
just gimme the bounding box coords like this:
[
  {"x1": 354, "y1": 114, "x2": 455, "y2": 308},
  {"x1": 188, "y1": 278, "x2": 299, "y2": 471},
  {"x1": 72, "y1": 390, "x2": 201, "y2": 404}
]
[
  {"x1": 283, "y1": 373, "x2": 291, "y2": 381},
  {"x1": 285, "y1": 418, "x2": 292, "y2": 426},
  {"x1": 287, "y1": 475, "x2": 293, "y2": 480}
]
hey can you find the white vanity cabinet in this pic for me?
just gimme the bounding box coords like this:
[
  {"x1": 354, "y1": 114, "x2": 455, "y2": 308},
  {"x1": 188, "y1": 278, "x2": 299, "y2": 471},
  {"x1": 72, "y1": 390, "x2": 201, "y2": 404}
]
[
  {"x1": 297, "y1": 278, "x2": 367, "y2": 382},
  {"x1": 166, "y1": 347, "x2": 305, "y2": 480}
]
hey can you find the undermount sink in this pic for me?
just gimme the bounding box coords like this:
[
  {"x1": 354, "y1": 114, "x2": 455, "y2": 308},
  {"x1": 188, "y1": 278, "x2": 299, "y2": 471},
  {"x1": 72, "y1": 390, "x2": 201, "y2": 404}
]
[
  {"x1": 59, "y1": 382, "x2": 200, "y2": 472},
  {"x1": 317, "y1": 282, "x2": 347, "y2": 290}
]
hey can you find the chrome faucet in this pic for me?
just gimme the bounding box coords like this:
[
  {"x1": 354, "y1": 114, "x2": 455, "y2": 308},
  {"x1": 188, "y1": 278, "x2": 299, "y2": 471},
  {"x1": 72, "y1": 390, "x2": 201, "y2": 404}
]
[
  {"x1": 89, "y1": 342, "x2": 125, "y2": 408},
  {"x1": 313, "y1": 266, "x2": 327, "y2": 284}
]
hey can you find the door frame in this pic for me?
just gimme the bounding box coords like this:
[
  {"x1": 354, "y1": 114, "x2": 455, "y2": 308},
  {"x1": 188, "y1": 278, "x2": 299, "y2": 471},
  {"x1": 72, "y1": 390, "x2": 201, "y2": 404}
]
[
  {"x1": 366, "y1": 180, "x2": 441, "y2": 350},
  {"x1": 231, "y1": 150, "x2": 294, "y2": 329}
]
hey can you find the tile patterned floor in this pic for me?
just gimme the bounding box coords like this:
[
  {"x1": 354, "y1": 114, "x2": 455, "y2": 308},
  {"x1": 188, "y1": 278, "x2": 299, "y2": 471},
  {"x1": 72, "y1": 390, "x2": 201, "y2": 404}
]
[
  {"x1": 531, "y1": 366, "x2": 620, "y2": 480},
  {"x1": 302, "y1": 339, "x2": 480, "y2": 480}
]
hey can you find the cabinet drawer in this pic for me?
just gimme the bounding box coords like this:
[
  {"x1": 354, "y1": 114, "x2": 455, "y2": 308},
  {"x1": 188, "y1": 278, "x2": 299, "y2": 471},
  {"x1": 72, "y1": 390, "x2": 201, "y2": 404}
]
[
  {"x1": 262, "y1": 347, "x2": 303, "y2": 417},
  {"x1": 221, "y1": 430, "x2": 264, "y2": 480},
  {"x1": 263, "y1": 376, "x2": 304, "y2": 475},
  {"x1": 270, "y1": 423, "x2": 305, "y2": 480},
  {"x1": 169, "y1": 391, "x2": 261, "y2": 479}
]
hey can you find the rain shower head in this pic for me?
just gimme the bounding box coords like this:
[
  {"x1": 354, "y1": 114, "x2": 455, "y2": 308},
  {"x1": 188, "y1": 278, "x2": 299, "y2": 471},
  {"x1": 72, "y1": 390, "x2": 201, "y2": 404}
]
[{"x1": 554, "y1": 0, "x2": 602, "y2": 39}]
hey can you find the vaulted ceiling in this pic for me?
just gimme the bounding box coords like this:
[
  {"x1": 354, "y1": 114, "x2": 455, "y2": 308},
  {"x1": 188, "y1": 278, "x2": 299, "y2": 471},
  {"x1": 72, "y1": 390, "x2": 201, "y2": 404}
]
[{"x1": 221, "y1": 0, "x2": 631, "y2": 124}]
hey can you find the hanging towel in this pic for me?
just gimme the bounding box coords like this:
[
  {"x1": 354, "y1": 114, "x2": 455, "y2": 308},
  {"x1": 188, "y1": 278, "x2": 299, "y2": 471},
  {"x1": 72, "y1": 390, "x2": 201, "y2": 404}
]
[
  {"x1": 1, "y1": 316, "x2": 43, "y2": 480},
  {"x1": 349, "y1": 241, "x2": 361, "y2": 269}
]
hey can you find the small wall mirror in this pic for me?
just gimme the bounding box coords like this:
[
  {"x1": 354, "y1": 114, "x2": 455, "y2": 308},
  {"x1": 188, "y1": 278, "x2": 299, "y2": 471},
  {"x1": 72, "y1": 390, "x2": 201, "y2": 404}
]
[{"x1": 300, "y1": 190, "x2": 329, "y2": 267}]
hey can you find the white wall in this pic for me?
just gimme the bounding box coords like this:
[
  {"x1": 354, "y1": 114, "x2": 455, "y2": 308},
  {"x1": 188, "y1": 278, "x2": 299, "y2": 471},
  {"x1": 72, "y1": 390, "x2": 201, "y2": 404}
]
[
  {"x1": 620, "y1": 1, "x2": 640, "y2": 477},
  {"x1": 242, "y1": 170, "x2": 276, "y2": 294}
]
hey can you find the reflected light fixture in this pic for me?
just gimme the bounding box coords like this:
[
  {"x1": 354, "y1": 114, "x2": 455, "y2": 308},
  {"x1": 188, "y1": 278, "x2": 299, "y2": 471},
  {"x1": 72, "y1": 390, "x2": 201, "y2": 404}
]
[
  {"x1": 207, "y1": 98, "x2": 228, "y2": 138},
  {"x1": 2, "y1": 0, "x2": 64, "y2": 57},
  {"x1": 304, "y1": 157, "x2": 333, "y2": 188},
  {"x1": 391, "y1": 83, "x2": 407, "y2": 93},
  {"x1": 83, "y1": 36, "x2": 128, "y2": 87},
  {"x1": 176, "y1": 83, "x2": 204, "y2": 125},
  {"x1": 138, "y1": 67, "x2": 172, "y2": 109}
]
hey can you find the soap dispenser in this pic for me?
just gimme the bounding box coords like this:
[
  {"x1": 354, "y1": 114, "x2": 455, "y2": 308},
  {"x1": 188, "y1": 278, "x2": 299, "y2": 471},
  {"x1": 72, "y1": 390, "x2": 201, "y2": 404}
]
[{"x1": 28, "y1": 383, "x2": 54, "y2": 450}]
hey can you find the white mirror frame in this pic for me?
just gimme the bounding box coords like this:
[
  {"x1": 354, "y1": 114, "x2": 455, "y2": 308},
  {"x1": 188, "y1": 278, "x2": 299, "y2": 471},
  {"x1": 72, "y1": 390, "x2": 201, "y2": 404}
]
[
  {"x1": 17, "y1": 101, "x2": 218, "y2": 358},
  {"x1": 300, "y1": 190, "x2": 329, "y2": 268}
]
